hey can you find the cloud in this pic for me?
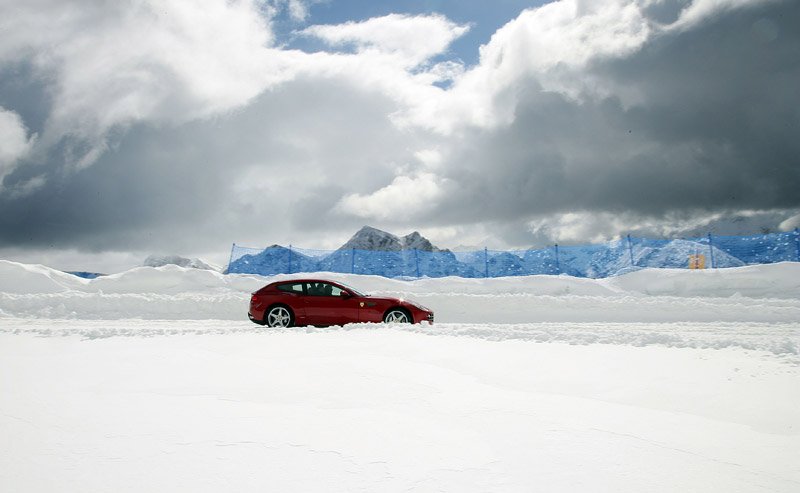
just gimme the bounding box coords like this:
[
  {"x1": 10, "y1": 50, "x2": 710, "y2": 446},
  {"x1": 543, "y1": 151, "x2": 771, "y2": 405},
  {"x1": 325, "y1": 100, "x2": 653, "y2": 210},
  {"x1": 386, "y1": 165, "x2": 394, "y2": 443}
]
[
  {"x1": 0, "y1": 0, "x2": 296, "y2": 170},
  {"x1": 0, "y1": 107, "x2": 34, "y2": 183},
  {"x1": 403, "y1": 0, "x2": 788, "y2": 133},
  {"x1": 0, "y1": 75, "x2": 434, "y2": 253},
  {"x1": 405, "y1": 0, "x2": 654, "y2": 132},
  {"x1": 413, "y1": 0, "x2": 800, "y2": 239},
  {"x1": 301, "y1": 14, "x2": 470, "y2": 68},
  {"x1": 526, "y1": 209, "x2": 800, "y2": 246},
  {"x1": 336, "y1": 173, "x2": 448, "y2": 221},
  {"x1": 1, "y1": 5, "x2": 465, "y2": 187},
  {"x1": 275, "y1": 0, "x2": 313, "y2": 22}
]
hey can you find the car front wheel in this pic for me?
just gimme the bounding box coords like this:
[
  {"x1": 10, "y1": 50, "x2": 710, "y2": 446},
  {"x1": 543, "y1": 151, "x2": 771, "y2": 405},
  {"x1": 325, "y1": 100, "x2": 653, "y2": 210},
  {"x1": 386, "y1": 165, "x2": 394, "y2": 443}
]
[
  {"x1": 384, "y1": 309, "x2": 410, "y2": 324},
  {"x1": 265, "y1": 306, "x2": 293, "y2": 327}
]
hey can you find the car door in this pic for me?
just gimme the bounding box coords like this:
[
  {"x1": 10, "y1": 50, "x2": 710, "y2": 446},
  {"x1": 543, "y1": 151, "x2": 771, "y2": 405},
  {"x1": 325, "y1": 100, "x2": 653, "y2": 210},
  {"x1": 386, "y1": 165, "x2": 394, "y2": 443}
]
[
  {"x1": 275, "y1": 281, "x2": 307, "y2": 324},
  {"x1": 303, "y1": 282, "x2": 360, "y2": 325}
]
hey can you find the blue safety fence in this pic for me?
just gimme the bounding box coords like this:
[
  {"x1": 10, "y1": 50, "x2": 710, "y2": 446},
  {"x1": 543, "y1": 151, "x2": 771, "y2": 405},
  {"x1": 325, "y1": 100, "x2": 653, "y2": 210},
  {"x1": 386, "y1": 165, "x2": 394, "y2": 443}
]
[{"x1": 226, "y1": 230, "x2": 800, "y2": 279}]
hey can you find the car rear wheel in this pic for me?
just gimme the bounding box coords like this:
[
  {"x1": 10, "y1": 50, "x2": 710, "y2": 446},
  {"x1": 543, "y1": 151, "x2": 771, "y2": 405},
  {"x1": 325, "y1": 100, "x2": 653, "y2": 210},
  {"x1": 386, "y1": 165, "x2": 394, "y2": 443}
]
[
  {"x1": 384, "y1": 309, "x2": 410, "y2": 324},
  {"x1": 265, "y1": 306, "x2": 293, "y2": 327}
]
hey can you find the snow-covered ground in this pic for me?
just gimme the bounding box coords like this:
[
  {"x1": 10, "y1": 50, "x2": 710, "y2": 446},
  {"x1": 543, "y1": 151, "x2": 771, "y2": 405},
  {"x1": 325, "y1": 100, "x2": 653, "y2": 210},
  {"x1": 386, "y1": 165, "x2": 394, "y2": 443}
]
[{"x1": 1, "y1": 260, "x2": 799, "y2": 492}]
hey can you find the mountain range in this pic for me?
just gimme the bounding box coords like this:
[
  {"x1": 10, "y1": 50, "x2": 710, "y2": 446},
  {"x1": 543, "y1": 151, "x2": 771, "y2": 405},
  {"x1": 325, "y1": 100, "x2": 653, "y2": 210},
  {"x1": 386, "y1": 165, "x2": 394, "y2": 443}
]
[{"x1": 226, "y1": 226, "x2": 796, "y2": 278}]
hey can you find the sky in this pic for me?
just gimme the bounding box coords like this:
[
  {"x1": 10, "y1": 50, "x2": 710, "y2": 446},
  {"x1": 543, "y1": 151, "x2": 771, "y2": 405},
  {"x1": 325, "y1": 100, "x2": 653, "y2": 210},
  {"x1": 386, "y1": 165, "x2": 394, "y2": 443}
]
[{"x1": 0, "y1": 0, "x2": 799, "y2": 272}]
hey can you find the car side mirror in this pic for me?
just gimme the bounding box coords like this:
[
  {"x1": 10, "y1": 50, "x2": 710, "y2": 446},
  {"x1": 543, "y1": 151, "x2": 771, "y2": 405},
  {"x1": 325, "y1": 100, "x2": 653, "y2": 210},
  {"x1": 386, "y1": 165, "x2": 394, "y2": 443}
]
[{"x1": 340, "y1": 291, "x2": 351, "y2": 299}]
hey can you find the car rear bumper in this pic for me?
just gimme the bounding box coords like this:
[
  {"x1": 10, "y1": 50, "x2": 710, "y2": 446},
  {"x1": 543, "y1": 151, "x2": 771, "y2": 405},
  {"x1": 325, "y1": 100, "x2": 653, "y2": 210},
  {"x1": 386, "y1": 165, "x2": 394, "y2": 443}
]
[{"x1": 248, "y1": 312, "x2": 265, "y2": 325}]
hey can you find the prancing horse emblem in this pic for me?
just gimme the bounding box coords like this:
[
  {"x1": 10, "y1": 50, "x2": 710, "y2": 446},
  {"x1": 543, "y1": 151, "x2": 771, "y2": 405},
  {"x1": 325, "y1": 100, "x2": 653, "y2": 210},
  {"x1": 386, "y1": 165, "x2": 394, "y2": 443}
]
[{"x1": 359, "y1": 302, "x2": 364, "y2": 307}]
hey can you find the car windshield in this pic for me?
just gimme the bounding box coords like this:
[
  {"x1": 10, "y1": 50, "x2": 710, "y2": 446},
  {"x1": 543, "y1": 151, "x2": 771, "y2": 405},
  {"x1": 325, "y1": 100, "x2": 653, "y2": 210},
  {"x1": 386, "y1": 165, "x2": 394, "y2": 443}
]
[{"x1": 337, "y1": 282, "x2": 366, "y2": 297}]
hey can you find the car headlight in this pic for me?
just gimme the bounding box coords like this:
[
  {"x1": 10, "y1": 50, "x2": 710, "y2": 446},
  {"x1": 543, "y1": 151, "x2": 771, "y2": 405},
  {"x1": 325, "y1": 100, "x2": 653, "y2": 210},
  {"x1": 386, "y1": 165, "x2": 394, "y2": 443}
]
[{"x1": 409, "y1": 301, "x2": 430, "y2": 312}]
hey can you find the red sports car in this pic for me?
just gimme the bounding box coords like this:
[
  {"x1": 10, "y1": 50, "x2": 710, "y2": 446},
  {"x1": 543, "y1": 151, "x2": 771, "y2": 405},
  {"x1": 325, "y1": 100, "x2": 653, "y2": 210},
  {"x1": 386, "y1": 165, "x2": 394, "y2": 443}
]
[{"x1": 248, "y1": 279, "x2": 434, "y2": 327}]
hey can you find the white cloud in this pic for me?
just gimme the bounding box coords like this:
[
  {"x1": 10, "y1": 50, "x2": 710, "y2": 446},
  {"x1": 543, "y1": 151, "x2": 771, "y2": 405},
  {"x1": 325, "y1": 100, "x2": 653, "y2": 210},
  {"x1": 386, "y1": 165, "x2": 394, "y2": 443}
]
[
  {"x1": 528, "y1": 212, "x2": 626, "y2": 245},
  {"x1": 1, "y1": 0, "x2": 298, "y2": 168},
  {"x1": 0, "y1": 4, "x2": 468, "y2": 175},
  {"x1": 0, "y1": 0, "x2": 774, "y2": 162},
  {"x1": 0, "y1": 107, "x2": 35, "y2": 183},
  {"x1": 411, "y1": 0, "x2": 653, "y2": 131},
  {"x1": 414, "y1": 148, "x2": 444, "y2": 169},
  {"x1": 301, "y1": 14, "x2": 469, "y2": 68},
  {"x1": 336, "y1": 173, "x2": 447, "y2": 221},
  {"x1": 277, "y1": 0, "x2": 312, "y2": 22},
  {"x1": 402, "y1": 0, "x2": 769, "y2": 133}
]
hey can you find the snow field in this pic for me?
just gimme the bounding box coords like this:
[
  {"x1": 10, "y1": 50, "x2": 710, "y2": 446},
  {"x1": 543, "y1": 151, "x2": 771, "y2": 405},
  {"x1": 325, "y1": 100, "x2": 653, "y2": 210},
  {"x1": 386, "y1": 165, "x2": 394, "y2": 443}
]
[
  {"x1": 1, "y1": 260, "x2": 800, "y2": 491},
  {"x1": 1, "y1": 328, "x2": 799, "y2": 492}
]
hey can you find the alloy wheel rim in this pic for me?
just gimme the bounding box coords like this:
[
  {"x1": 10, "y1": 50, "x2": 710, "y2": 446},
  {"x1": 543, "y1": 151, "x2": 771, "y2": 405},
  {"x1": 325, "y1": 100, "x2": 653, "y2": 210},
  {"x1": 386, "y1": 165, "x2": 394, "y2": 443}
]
[
  {"x1": 268, "y1": 307, "x2": 290, "y2": 327},
  {"x1": 387, "y1": 311, "x2": 408, "y2": 323}
]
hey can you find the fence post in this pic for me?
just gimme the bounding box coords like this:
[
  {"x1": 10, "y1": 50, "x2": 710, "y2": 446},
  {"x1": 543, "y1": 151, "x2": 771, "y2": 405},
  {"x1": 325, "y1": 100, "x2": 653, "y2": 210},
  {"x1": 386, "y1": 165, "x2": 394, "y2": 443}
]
[
  {"x1": 414, "y1": 248, "x2": 420, "y2": 278},
  {"x1": 351, "y1": 248, "x2": 356, "y2": 274},
  {"x1": 227, "y1": 243, "x2": 236, "y2": 274},
  {"x1": 707, "y1": 233, "x2": 715, "y2": 269},
  {"x1": 795, "y1": 228, "x2": 800, "y2": 262},
  {"x1": 288, "y1": 244, "x2": 292, "y2": 274},
  {"x1": 554, "y1": 244, "x2": 560, "y2": 274},
  {"x1": 626, "y1": 235, "x2": 635, "y2": 266},
  {"x1": 484, "y1": 247, "x2": 489, "y2": 278}
]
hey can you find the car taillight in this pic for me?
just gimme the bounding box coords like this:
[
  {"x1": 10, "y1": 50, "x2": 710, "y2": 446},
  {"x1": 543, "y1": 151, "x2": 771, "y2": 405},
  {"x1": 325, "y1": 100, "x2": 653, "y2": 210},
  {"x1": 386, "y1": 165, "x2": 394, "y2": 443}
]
[{"x1": 251, "y1": 295, "x2": 258, "y2": 302}]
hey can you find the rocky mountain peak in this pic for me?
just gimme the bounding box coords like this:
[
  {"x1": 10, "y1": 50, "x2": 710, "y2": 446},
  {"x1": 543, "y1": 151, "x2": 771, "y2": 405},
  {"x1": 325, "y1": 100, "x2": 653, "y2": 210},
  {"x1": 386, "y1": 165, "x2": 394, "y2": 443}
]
[
  {"x1": 400, "y1": 231, "x2": 440, "y2": 252},
  {"x1": 339, "y1": 226, "x2": 441, "y2": 252}
]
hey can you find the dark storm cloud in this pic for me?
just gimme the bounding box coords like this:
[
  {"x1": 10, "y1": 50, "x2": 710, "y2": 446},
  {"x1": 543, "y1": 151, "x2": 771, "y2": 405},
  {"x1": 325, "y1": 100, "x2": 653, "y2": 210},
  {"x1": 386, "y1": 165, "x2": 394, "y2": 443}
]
[
  {"x1": 0, "y1": 62, "x2": 50, "y2": 136},
  {"x1": 430, "y1": 0, "x2": 800, "y2": 226},
  {"x1": 0, "y1": 77, "x2": 429, "y2": 252}
]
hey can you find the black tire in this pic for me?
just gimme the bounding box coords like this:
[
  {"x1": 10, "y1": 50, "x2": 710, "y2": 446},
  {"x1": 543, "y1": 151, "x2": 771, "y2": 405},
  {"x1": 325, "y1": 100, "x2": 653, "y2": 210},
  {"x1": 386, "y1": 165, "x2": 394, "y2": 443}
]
[
  {"x1": 383, "y1": 308, "x2": 411, "y2": 324},
  {"x1": 265, "y1": 305, "x2": 294, "y2": 327}
]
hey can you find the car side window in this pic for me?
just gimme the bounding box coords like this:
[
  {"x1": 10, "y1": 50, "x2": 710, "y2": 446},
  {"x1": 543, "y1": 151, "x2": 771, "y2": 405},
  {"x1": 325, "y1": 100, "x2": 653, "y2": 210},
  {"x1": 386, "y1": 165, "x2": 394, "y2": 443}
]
[
  {"x1": 306, "y1": 282, "x2": 344, "y2": 297},
  {"x1": 277, "y1": 283, "x2": 304, "y2": 294}
]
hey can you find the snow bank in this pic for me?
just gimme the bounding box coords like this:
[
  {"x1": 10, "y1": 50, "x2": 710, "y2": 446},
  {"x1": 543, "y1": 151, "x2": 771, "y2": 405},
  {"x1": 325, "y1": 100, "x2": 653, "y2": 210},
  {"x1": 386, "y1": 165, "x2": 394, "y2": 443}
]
[
  {"x1": 605, "y1": 262, "x2": 800, "y2": 298},
  {"x1": 1, "y1": 260, "x2": 800, "y2": 323},
  {"x1": 0, "y1": 261, "x2": 86, "y2": 293}
]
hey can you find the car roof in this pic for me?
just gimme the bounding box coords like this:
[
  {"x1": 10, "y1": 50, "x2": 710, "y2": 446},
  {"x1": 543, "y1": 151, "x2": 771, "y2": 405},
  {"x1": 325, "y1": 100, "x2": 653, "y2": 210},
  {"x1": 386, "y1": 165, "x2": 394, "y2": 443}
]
[{"x1": 271, "y1": 279, "x2": 340, "y2": 285}]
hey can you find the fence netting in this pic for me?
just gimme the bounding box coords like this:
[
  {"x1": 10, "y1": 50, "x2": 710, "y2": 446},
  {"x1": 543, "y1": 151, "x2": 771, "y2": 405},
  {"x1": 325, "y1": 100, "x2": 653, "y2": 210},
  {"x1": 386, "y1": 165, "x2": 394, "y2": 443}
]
[{"x1": 226, "y1": 230, "x2": 800, "y2": 279}]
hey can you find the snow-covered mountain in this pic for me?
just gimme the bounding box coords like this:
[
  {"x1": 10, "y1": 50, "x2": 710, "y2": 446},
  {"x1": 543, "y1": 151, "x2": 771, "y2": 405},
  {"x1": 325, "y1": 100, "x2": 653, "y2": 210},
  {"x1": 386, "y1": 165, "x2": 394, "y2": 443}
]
[
  {"x1": 633, "y1": 239, "x2": 745, "y2": 270},
  {"x1": 225, "y1": 229, "x2": 796, "y2": 279},
  {"x1": 144, "y1": 255, "x2": 217, "y2": 271},
  {"x1": 338, "y1": 226, "x2": 443, "y2": 252},
  {"x1": 324, "y1": 227, "x2": 457, "y2": 277},
  {"x1": 226, "y1": 245, "x2": 317, "y2": 275}
]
